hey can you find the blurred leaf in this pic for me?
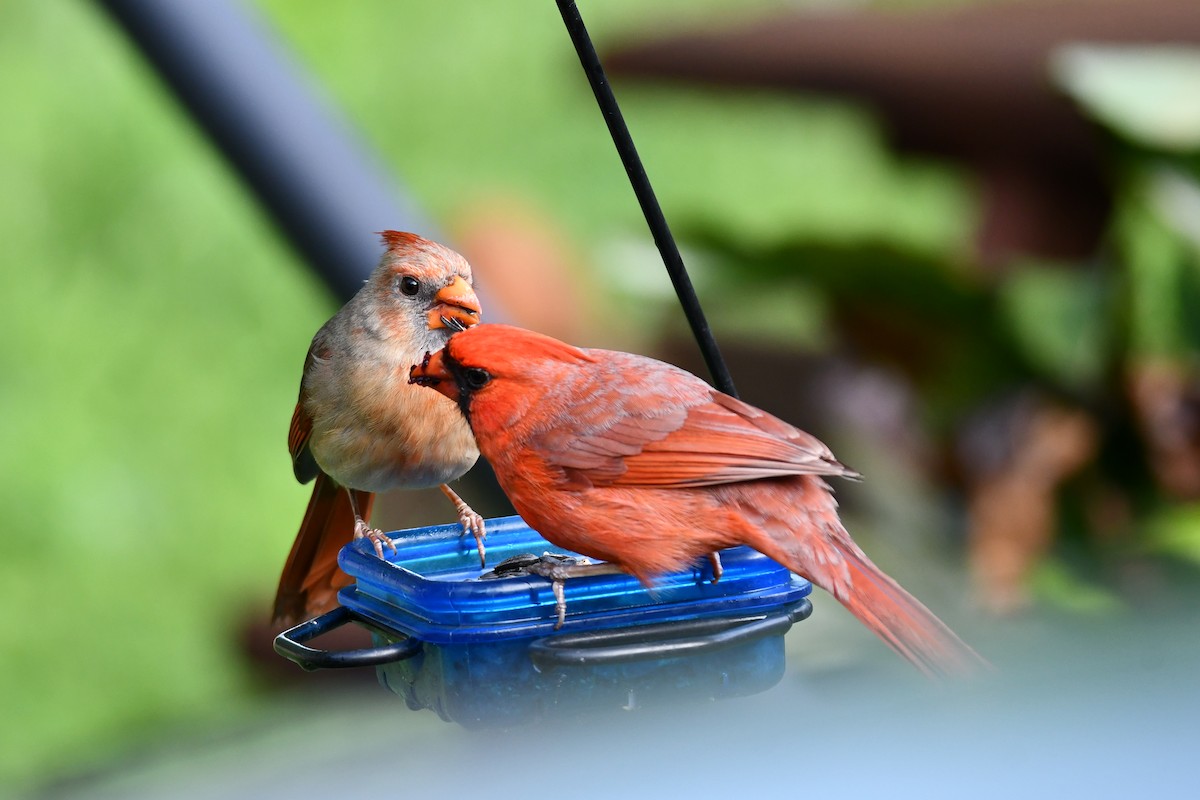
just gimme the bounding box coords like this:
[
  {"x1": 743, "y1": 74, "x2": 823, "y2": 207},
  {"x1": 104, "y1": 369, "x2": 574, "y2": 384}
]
[
  {"x1": 1051, "y1": 45, "x2": 1200, "y2": 153},
  {"x1": 629, "y1": 90, "x2": 975, "y2": 259},
  {"x1": 1145, "y1": 503, "x2": 1200, "y2": 567},
  {"x1": 1146, "y1": 167, "x2": 1200, "y2": 251},
  {"x1": 694, "y1": 255, "x2": 834, "y2": 351},
  {"x1": 996, "y1": 261, "x2": 1108, "y2": 391},
  {"x1": 261, "y1": 0, "x2": 975, "y2": 265},
  {"x1": 681, "y1": 237, "x2": 1036, "y2": 435},
  {"x1": 1115, "y1": 169, "x2": 1200, "y2": 360},
  {"x1": 1030, "y1": 559, "x2": 1123, "y2": 616},
  {"x1": 600, "y1": 237, "x2": 834, "y2": 350}
]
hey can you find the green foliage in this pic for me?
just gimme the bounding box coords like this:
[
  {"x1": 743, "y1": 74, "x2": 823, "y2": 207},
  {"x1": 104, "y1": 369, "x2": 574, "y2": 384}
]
[
  {"x1": 1029, "y1": 559, "x2": 1124, "y2": 616},
  {"x1": 1113, "y1": 168, "x2": 1200, "y2": 363},
  {"x1": 1052, "y1": 42, "x2": 1200, "y2": 366},
  {"x1": 623, "y1": 90, "x2": 973, "y2": 255},
  {"x1": 996, "y1": 261, "x2": 1110, "y2": 392},
  {"x1": 2, "y1": 0, "x2": 977, "y2": 789},
  {"x1": 256, "y1": 1, "x2": 973, "y2": 257},
  {"x1": 21, "y1": 0, "x2": 1200, "y2": 788},
  {"x1": 0, "y1": 1, "x2": 330, "y2": 785},
  {"x1": 1145, "y1": 503, "x2": 1200, "y2": 567}
]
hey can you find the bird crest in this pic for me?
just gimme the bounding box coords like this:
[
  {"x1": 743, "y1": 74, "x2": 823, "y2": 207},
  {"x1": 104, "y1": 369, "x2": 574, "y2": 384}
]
[{"x1": 378, "y1": 230, "x2": 430, "y2": 251}]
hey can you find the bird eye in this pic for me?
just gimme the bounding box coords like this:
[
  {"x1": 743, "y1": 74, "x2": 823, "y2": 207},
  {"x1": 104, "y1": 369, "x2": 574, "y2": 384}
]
[
  {"x1": 462, "y1": 368, "x2": 491, "y2": 390},
  {"x1": 399, "y1": 276, "x2": 421, "y2": 296}
]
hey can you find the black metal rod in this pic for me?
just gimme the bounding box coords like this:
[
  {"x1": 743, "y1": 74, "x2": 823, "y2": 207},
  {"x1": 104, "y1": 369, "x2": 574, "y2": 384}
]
[
  {"x1": 555, "y1": 0, "x2": 738, "y2": 397},
  {"x1": 93, "y1": 0, "x2": 440, "y2": 304}
]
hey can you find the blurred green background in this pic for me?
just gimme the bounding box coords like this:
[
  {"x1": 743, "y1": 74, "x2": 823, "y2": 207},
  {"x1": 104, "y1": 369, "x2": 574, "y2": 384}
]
[{"x1": 3, "y1": 0, "x2": 1199, "y2": 793}]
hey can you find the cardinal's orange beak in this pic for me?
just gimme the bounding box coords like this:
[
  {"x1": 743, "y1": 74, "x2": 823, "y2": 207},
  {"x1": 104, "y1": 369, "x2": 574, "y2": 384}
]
[
  {"x1": 408, "y1": 349, "x2": 459, "y2": 403},
  {"x1": 428, "y1": 275, "x2": 481, "y2": 332}
]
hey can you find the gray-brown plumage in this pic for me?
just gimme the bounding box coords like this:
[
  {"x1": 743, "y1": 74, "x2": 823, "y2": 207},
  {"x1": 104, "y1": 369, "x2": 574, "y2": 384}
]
[{"x1": 274, "y1": 232, "x2": 483, "y2": 628}]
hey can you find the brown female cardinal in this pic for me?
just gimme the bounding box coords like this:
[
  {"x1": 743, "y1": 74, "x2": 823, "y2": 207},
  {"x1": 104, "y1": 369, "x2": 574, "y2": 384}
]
[
  {"x1": 273, "y1": 232, "x2": 485, "y2": 628},
  {"x1": 410, "y1": 323, "x2": 985, "y2": 676}
]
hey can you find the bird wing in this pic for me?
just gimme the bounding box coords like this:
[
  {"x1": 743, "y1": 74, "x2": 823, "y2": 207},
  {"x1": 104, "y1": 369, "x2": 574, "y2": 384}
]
[
  {"x1": 288, "y1": 335, "x2": 330, "y2": 484},
  {"x1": 545, "y1": 356, "x2": 857, "y2": 489},
  {"x1": 288, "y1": 403, "x2": 317, "y2": 483}
]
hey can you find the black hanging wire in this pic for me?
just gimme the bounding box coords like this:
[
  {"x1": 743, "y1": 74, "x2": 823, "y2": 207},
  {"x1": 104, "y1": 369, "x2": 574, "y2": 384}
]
[{"x1": 555, "y1": 0, "x2": 738, "y2": 398}]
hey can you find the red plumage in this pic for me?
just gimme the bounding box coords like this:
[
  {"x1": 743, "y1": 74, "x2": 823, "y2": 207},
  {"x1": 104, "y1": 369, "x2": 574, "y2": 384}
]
[{"x1": 410, "y1": 323, "x2": 985, "y2": 676}]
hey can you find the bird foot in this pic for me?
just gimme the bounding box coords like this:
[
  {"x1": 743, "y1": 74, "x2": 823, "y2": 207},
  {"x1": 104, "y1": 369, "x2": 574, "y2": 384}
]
[
  {"x1": 353, "y1": 517, "x2": 396, "y2": 559},
  {"x1": 522, "y1": 557, "x2": 628, "y2": 630},
  {"x1": 458, "y1": 506, "x2": 487, "y2": 567},
  {"x1": 440, "y1": 484, "x2": 486, "y2": 567},
  {"x1": 708, "y1": 551, "x2": 723, "y2": 583},
  {"x1": 479, "y1": 553, "x2": 626, "y2": 629}
]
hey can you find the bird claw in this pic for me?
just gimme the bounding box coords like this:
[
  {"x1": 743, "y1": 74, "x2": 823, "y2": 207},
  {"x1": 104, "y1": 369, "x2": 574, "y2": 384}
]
[
  {"x1": 549, "y1": 579, "x2": 567, "y2": 630},
  {"x1": 353, "y1": 517, "x2": 395, "y2": 560},
  {"x1": 523, "y1": 556, "x2": 626, "y2": 630},
  {"x1": 458, "y1": 507, "x2": 487, "y2": 568},
  {"x1": 479, "y1": 553, "x2": 627, "y2": 629},
  {"x1": 440, "y1": 484, "x2": 486, "y2": 566},
  {"x1": 478, "y1": 552, "x2": 594, "y2": 629},
  {"x1": 708, "y1": 551, "x2": 723, "y2": 583},
  {"x1": 523, "y1": 559, "x2": 573, "y2": 630}
]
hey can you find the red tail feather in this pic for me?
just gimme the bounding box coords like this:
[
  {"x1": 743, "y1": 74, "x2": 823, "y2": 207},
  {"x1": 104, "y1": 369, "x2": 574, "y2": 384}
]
[
  {"x1": 754, "y1": 523, "x2": 986, "y2": 677},
  {"x1": 831, "y1": 542, "x2": 986, "y2": 677},
  {"x1": 272, "y1": 472, "x2": 375, "y2": 628}
]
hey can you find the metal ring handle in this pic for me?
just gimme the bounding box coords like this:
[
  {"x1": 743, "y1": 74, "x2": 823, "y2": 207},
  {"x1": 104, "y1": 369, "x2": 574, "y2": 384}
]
[
  {"x1": 529, "y1": 598, "x2": 812, "y2": 668},
  {"x1": 273, "y1": 606, "x2": 422, "y2": 670}
]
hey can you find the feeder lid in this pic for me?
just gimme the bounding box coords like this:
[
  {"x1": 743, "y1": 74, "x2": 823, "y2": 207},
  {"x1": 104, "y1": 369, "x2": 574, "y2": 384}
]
[{"x1": 338, "y1": 515, "x2": 811, "y2": 645}]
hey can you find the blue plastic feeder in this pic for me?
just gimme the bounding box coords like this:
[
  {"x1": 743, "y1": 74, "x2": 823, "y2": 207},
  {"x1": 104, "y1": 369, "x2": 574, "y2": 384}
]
[{"x1": 275, "y1": 515, "x2": 812, "y2": 726}]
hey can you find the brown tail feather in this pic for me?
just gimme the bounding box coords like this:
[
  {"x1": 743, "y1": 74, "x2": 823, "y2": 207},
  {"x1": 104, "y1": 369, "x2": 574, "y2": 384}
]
[{"x1": 272, "y1": 472, "x2": 375, "y2": 628}]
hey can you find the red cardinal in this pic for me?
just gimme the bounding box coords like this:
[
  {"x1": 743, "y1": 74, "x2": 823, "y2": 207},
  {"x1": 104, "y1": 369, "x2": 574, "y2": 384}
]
[
  {"x1": 274, "y1": 232, "x2": 485, "y2": 628},
  {"x1": 410, "y1": 324, "x2": 985, "y2": 676}
]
